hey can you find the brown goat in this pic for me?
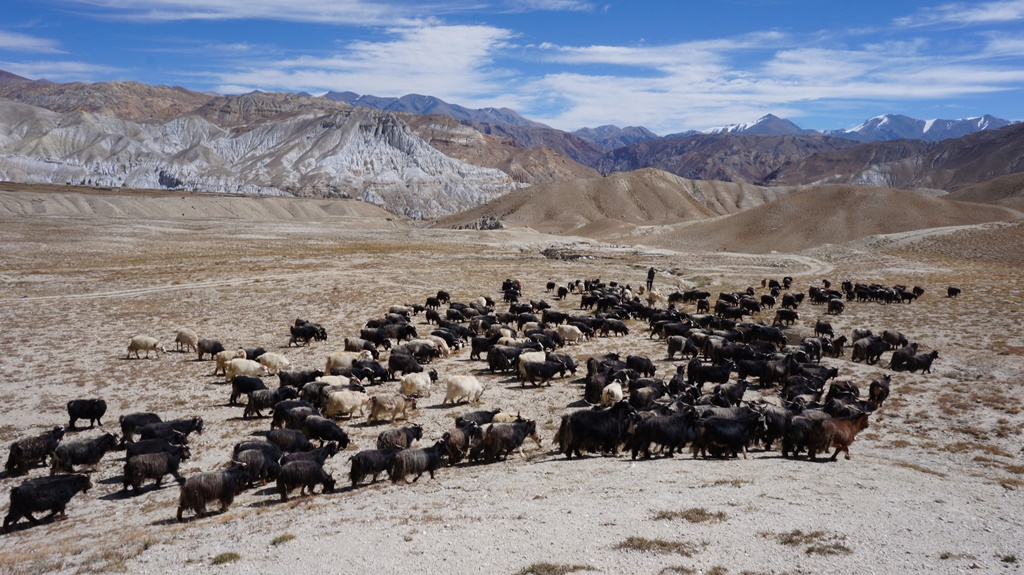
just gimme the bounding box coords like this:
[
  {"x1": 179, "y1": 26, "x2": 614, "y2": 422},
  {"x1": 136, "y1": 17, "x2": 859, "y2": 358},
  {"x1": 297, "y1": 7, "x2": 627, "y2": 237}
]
[
  {"x1": 807, "y1": 412, "x2": 870, "y2": 461},
  {"x1": 441, "y1": 423, "x2": 481, "y2": 465}
]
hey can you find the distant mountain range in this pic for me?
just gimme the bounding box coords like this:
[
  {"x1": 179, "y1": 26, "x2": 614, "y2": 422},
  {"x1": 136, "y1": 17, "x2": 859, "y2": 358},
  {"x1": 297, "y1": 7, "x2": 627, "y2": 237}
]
[
  {"x1": 823, "y1": 114, "x2": 1016, "y2": 142},
  {"x1": 319, "y1": 90, "x2": 1018, "y2": 148},
  {"x1": 571, "y1": 125, "x2": 659, "y2": 150},
  {"x1": 704, "y1": 113, "x2": 1018, "y2": 142},
  {"x1": 764, "y1": 122, "x2": 1024, "y2": 192},
  {"x1": 323, "y1": 91, "x2": 547, "y2": 129},
  {"x1": 1, "y1": 67, "x2": 1023, "y2": 219}
]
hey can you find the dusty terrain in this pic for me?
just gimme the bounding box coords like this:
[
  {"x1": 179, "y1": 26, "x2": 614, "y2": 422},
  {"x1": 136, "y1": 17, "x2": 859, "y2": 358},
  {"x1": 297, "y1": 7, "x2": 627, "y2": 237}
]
[{"x1": 1, "y1": 187, "x2": 1023, "y2": 575}]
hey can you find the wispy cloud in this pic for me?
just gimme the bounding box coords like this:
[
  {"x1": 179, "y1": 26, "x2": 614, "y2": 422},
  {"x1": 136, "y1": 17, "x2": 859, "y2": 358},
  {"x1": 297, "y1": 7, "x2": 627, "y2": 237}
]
[
  {"x1": 58, "y1": 0, "x2": 425, "y2": 25},
  {"x1": 503, "y1": 0, "x2": 594, "y2": 12},
  {"x1": 982, "y1": 33, "x2": 1024, "y2": 56},
  {"x1": 9, "y1": 1, "x2": 1024, "y2": 133},
  {"x1": 894, "y1": 0, "x2": 1024, "y2": 27},
  {"x1": 539, "y1": 32, "x2": 785, "y2": 68},
  {"x1": 0, "y1": 60, "x2": 120, "y2": 81},
  {"x1": 212, "y1": 25, "x2": 517, "y2": 104},
  {"x1": 57, "y1": 0, "x2": 592, "y2": 24},
  {"x1": 0, "y1": 30, "x2": 63, "y2": 53},
  {"x1": 517, "y1": 30, "x2": 1024, "y2": 132},
  {"x1": 205, "y1": 42, "x2": 262, "y2": 53}
]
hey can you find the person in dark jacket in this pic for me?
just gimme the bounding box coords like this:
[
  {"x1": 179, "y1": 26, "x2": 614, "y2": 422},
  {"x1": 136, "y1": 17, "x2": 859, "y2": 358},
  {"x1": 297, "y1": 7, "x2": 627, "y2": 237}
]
[{"x1": 646, "y1": 267, "x2": 655, "y2": 291}]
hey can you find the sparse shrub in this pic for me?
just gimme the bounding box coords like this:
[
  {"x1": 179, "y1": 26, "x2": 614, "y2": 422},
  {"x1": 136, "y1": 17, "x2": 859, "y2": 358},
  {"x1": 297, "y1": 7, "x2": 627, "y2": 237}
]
[
  {"x1": 615, "y1": 537, "x2": 703, "y2": 557},
  {"x1": 658, "y1": 567, "x2": 695, "y2": 575},
  {"x1": 513, "y1": 563, "x2": 595, "y2": 575},
  {"x1": 654, "y1": 508, "x2": 727, "y2": 523},
  {"x1": 271, "y1": 534, "x2": 295, "y2": 546},
  {"x1": 211, "y1": 552, "x2": 240, "y2": 565},
  {"x1": 761, "y1": 529, "x2": 851, "y2": 556}
]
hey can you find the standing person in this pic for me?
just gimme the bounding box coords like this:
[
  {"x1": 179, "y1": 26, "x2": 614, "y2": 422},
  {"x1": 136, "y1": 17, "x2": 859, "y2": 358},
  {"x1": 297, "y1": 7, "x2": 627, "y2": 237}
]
[{"x1": 646, "y1": 267, "x2": 655, "y2": 292}]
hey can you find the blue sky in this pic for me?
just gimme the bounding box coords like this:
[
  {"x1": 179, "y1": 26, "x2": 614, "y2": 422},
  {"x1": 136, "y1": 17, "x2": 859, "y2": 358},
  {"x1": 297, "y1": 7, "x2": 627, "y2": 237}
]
[{"x1": 2, "y1": 0, "x2": 1023, "y2": 134}]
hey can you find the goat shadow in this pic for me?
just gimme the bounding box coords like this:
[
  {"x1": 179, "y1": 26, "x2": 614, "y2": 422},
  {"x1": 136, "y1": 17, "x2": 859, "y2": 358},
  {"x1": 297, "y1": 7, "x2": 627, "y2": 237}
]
[
  {"x1": 2, "y1": 514, "x2": 67, "y2": 534},
  {"x1": 154, "y1": 508, "x2": 230, "y2": 525}
]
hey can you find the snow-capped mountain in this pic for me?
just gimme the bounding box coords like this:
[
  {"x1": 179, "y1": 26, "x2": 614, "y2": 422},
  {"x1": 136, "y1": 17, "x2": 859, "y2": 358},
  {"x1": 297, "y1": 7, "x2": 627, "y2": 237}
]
[
  {"x1": 826, "y1": 114, "x2": 1016, "y2": 142},
  {"x1": 703, "y1": 114, "x2": 818, "y2": 136},
  {"x1": 697, "y1": 112, "x2": 1016, "y2": 143}
]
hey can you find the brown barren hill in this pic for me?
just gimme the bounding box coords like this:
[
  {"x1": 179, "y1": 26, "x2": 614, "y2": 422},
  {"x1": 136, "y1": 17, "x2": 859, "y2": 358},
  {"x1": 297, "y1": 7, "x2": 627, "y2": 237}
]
[
  {"x1": 403, "y1": 114, "x2": 600, "y2": 185},
  {"x1": 767, "y1": 123, "x2": 1024, "y2": 192},
  {"x1": 189, "y1": 92, "x2": 351, "y2": 127},
  {"x1": 629, "y1": 184, "x2": 1023, "y2": 253},
  {"x1": 435, "y1": 169, "x2": 782, "y2": 236},
  {"x1": 946, "y1": 172, "x2": 1024, "y2": 211},
  {"x1": 0, "y1": 79, "x2": 213, "y2": 124}
]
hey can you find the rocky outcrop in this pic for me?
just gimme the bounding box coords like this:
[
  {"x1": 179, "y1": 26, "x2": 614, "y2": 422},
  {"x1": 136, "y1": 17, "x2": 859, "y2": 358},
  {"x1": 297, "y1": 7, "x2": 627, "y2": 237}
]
[
  {"x1": 462, "y1": 122, "x2": 606, "y2": 168},
  {"x1": 0, "y1": 99, "x2": 516, "y2": 218},
  {"x1": 403, "y1": 114, "x2": 599, "y2": 185}
]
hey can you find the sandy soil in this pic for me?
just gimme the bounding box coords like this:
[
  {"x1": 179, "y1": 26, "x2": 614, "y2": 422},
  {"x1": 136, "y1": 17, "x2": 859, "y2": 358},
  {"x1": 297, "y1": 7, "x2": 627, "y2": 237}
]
[{"x1": 1, "y1": 189, "x2": 1022, "y2": 575}]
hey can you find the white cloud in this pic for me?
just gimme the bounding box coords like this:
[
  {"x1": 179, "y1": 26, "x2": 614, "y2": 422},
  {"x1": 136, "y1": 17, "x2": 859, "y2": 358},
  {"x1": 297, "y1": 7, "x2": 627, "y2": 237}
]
[
  {"x1": 30, "y1": 1, "x2": 1020, "y2": 134},
  {"x1": 57, "y1": 0, "x2": 593, "y2": 23},
  {"x1": 894, "y1": 0, "x2": 1024, "y2": 27},
  {"x1": 188, "y1": 15, "x2": 1024, "y2": 134},
  {"x1": 0, "y1": 60, "x2": 120, "y2": 81},
  {"x1": 212, "y1": 84, "x2": 257, "y2": 94},
  {"x1": 0, "y1": 30, "x2": 63, "y2": 54},
  {"x1": 521, "y1": 71, "x2": 806, "y2": 132},
  {"x1": 502, "y1": 0, "x2": 593, "y2": 11},
  {"x1": 515, "y1": 33, "x2": 1024, "y2": 133},
  {"x1": 59, "y1": 0, "x2": 424, "y2": 25},
  {"x1": 983, "y1": 34, "x2": 1024, "y2": 56},
  {"x1": 538, "y1": 32, "x2": 786, "y2": 69},
  {"x1": 204, "y1": 43, "x2": 261, "y2": 53},
  {"x1": 212, "y1": 25, "x2": 518, "y2": 104}
]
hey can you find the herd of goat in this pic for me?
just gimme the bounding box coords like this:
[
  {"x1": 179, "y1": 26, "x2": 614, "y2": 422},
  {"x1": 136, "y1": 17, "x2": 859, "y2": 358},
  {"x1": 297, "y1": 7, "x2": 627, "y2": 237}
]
[{"x1": 2, "y1": 273, "x2": 951, "y2": 533}]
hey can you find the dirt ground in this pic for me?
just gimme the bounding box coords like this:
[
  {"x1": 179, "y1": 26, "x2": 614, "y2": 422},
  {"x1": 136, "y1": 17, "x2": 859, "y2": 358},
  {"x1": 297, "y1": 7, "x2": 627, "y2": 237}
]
[{"x1": 0, "y1": 189, "x2": 1022, "y2": 575}]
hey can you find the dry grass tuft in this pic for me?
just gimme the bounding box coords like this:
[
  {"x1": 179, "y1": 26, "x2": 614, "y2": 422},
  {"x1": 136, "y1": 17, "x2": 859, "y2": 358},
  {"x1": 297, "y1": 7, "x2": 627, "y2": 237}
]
[
  {"x1": 704, "y1": 478, "x2": 752, "y2": 488},
  {"x1": 942, "y1": 441, "x2": 1013, "y2": 457},
  {"x1": 654, "y1": 508, "x2": 727, "y2": 523},
  {"x1": 1003, "y1": 464, "x2": 1024, "y2": 475},
  {"x1": 893, "y1": 460, "x2": 948, "y2": 477},
  {"x1": 996, "y1": 477, "x2": 1024, "y2": 490},
  {"x1": 658, "y1": 567, "x2": 695, "y2": 575},
  {"x1": 211, "y1": 552, "x2": 241, "y2": 565},
  {"x1": 615, "y1": 536, "x2": 705, "y2": 557},
  {"x1": 761, "y1": 529, "x2": 852, "y2": 556},
  {"x1": 270, "y1": 533, "x2": 295, "y2": 546},
  {"x1": 513, "y1": 563, "x2": 596, "y2": 575}
]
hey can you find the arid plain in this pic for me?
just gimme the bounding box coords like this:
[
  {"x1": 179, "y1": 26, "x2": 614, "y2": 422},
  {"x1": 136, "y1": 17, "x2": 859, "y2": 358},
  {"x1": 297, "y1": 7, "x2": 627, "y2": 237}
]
[{"x1": 1, "y1": 185, "x2": 1022, "y2": 575}]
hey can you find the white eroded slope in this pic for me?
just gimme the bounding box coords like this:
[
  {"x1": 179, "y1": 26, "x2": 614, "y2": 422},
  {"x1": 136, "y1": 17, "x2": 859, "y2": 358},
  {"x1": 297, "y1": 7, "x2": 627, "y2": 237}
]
[{"x1": 0, "y1": 99, "x2": 516, "y2": 217}]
